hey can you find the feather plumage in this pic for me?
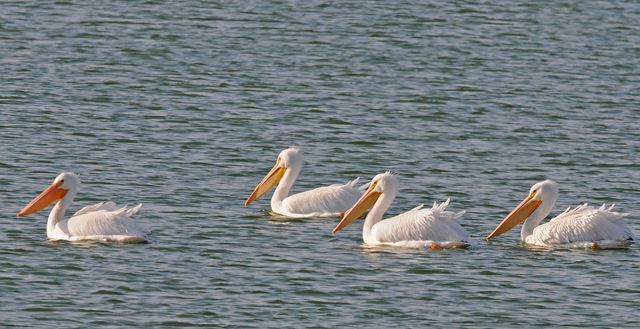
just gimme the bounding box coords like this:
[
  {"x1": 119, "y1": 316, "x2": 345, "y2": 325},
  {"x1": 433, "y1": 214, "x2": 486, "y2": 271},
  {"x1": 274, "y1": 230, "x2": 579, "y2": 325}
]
[
  {"x1": 54, "y1": 203, "x2": 146, "y2": 242},
  {"x1": 280, "y1": 178, "x2": 362, "y2": 217},
  {"x1": 371, "y1": 199, "x2": 468, "y2": 245},
  {"x1": 528, "y1": 203, "x2": 635, "y2": 246}
]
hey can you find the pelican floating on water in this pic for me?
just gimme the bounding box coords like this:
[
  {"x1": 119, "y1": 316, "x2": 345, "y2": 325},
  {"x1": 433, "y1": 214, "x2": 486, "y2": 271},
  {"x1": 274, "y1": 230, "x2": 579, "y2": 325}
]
[
  {"x1": 17, "y1": 172, "x2": 147, "y2": 243},
  {"x1": 486, "y1": 179, "x2": 635, "y2": 249},
  {"x1": 332, "y1": 172, "x2": 470, "y2": 249},
  {"x1": 244, "y1": 147, "x2": 363, "y2": 218}
]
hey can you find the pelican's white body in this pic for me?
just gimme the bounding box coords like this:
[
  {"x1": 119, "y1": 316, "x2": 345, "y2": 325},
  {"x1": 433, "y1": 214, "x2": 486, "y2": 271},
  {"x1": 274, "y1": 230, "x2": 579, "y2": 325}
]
[
  {"x1": 37, "y1": 173, "x2": 147, "y2": 242},
  {"x1": 523, "y1": 203, "x2": 635, "y2": 248},
  {"x1": 366, "y1": 200, "x2": 469, "y2": 248},
  {"x1": 273, "y1": 178, "x2": 363, "y2": 218},
  {"x1": 518, "y1": 180, "x2": 635, "y2": 249}
]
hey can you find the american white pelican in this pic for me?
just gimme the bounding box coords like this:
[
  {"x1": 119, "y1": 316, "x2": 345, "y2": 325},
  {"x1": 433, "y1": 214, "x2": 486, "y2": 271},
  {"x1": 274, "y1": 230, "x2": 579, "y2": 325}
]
[
  {"x1": 244, "y1": 147, "x2": 363, "y2": 218},
  {"x1": 17, "y1": 172, "x2": 147, "y2": 243},
  {"x1": 332, "y1": 172, "x2": 470, "y2": 249},
  {"x1": 486, "y1": 179, "x2": 635, "y2": 249}
]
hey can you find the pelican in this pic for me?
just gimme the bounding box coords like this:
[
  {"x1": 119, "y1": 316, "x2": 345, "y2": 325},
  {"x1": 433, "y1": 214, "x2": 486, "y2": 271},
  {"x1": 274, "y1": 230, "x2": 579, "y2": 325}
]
[
  {"x1": 244, "y1": 147, "x2": 363, "y2": 218},
  {"x1": 17, "y1": 172, "x2": 148, "y2": 243},
  {"x1": 486, "y1": 180, "x2": 635, "y2": 249},
  {"x1": 332, "y1": 172, "x2": 470, "y2": 249}
]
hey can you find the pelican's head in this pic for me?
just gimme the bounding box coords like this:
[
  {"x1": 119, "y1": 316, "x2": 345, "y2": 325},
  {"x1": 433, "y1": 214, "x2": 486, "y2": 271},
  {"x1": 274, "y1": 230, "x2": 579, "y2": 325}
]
[
  {"x1": 277, "y1": 147, "x2": 303, "y2": 169},
  {"x1": 332, "y1": 171, "x2": 398, "y2": 234},
  {"x1": 367, "y1": 171, "x2": 399, "y2": 195},
  {"x1": 17, "y1": 172, "x2": 80, "y2": 218},
  {"x1": 244, "y1": 147, "x2": 303, "y2": 206},
  {"x1": 486, "y1": 179, "x2": 558, "y2": 240}
]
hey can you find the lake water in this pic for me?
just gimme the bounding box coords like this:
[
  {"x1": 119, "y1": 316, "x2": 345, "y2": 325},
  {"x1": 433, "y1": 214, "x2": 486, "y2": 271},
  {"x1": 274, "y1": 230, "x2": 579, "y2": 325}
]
[{"x1": 1, "y1": 1, "x2": 639, "y2": 327}]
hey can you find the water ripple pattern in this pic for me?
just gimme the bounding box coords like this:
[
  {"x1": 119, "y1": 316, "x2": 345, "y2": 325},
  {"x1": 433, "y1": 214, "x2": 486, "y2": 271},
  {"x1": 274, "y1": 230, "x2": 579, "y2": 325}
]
[{"x1": 1, "y1": 1, "x2": 639, "y2": 328}]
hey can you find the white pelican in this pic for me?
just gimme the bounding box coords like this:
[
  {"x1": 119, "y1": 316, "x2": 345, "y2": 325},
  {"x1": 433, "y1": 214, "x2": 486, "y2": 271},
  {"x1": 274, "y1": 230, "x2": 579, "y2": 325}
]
[
  {"x1": 332, "y1": 172, "x2": 470, "y2": 249},
  {"x1": 486, "y1": 179, "x2": 635, "y2": 249},
  {"x1": 17, "y1": 172, "x2": 147, "y2": 243},
  {"x1": 244, "y1": 147, "x2": 363, "y2": 218}
]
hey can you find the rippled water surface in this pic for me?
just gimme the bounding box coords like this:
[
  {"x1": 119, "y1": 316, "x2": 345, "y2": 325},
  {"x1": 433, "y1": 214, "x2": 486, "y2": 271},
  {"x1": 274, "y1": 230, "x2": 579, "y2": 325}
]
[{"x1": 2, "y1": 1, "x2": 640, "y2": 328}]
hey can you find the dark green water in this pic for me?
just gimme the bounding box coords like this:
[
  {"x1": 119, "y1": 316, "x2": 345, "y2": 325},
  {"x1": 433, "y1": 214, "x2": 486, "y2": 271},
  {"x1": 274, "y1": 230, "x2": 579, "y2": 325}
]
[{"x1": 1, "y1": 1, "x2": 639, "y2": 328}]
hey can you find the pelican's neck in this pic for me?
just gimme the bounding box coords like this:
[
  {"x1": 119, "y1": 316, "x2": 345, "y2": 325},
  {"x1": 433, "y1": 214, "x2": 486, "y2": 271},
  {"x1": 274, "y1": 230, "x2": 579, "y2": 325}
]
[
  {"x1": 521, "y1": 198, "x2": 554, "y2": 241},
  {"x1": 363, "y1": 188, "x2": 397, "y2": 244},
  {"x1": 270, "y1": 164, "x2": 301, "y2": 211},
  {"x1": 47, "y1": 189, "x2": 77, "y2": 237}
]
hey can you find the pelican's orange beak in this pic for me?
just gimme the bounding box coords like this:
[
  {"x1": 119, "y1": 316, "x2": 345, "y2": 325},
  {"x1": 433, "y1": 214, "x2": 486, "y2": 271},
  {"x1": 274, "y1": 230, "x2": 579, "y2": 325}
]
[
  {"x1": 17, "y1": 180, "x2": 68, "y2": 218},
  {"x1": 332, "y1": 181, "x2": 381, "y2": 234},
  {"x1": 244, "y1": 158, "x2": 287, "y2": 206},
  {"x1": 486, "y1": 190, "x2": 542, "y2": 240}
]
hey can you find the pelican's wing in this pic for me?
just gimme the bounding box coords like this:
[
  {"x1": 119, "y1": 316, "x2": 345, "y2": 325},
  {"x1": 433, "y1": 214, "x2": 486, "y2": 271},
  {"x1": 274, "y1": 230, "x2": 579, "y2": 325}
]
[
  {"x1": 72, "y1": 201, "x2": 120, "y2": 217},
  {"x1": 371, "y1": 199, "x2": 468, "y2": 243},
  {"x1": 534, "y1": 203, "x2": 635, "y2": 244},
  {"x1": 64, "y1": 203, "x2": 147, "y2": 241},
  {"x1": 281, "y1": 178, "x2": 363, "y2": 217}
]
